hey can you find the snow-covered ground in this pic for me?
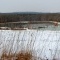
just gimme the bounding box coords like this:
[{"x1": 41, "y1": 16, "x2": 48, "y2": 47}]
[{"x1": 0, "y1": 29, "x2": 60, "y2": 60}]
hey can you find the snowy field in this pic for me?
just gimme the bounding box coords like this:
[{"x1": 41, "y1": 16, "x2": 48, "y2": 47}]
[{"x1": 0, "y1": 29, "x2": 60, "y2": 60}]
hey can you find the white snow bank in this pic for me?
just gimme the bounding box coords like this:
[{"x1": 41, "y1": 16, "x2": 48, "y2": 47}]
[{"x1": 0, "y1": 30, "x2": 60, "y2": 59}]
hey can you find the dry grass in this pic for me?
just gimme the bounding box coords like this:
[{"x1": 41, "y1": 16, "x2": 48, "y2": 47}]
[
  {"x1": 0, "y1": 50, "x2": 36, "y2": 60},
  {"x1": 16, "y1": 52, "x2": 32, "y2": 60}
]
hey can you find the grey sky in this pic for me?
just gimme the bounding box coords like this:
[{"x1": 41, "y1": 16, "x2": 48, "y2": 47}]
[{"x1": 0, "y1": 0, "x2": 60, "y2": 13}]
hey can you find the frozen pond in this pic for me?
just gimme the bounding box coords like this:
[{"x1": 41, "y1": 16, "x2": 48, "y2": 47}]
[{"x1": 0, "y1": 22, "x2": 60, "y2": 60}]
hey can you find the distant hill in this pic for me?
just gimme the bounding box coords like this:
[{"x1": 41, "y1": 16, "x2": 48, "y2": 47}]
[
  {"x1": 0, "y1": 12, "x2": 43, "y2": 14},
  {"x1": 0, "y1": 12, "x2": 60, "y2": 23}
]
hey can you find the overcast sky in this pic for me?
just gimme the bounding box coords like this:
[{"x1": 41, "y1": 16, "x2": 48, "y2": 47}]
[{"x1": 0, "y1": 0, "x2": 60, "y2": 13}]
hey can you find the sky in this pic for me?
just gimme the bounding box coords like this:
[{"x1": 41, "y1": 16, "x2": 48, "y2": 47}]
[{"x1": 0, "y1": 0, "x2": 60, "y2": 13}]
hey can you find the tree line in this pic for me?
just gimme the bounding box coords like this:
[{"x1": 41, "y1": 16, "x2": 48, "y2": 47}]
[{"x1": 0, "y1": 13, "x2": 60, "y2": 23}]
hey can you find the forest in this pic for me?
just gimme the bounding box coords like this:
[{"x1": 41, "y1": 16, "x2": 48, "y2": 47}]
[{"x1": 0, "y1": 13, "x2": 60, "y2": 23}]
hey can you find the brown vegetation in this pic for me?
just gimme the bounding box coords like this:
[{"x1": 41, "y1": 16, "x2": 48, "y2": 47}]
[
  {"x1": 0, "y1": 13, "x2": 60, "y2": 23},
  {"x1": 1, "y1": 50, "x2": 36, "y2": 60}
]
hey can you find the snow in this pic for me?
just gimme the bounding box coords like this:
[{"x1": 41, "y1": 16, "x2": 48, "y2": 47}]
[{"x1": 0, "y1": 29, "x2": 60, "y2": 59}]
